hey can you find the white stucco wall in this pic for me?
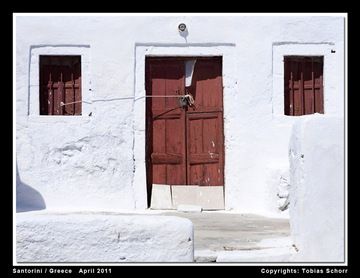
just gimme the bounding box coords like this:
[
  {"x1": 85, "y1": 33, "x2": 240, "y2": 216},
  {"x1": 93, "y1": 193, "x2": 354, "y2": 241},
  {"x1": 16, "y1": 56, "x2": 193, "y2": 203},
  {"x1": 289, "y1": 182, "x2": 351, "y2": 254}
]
[
  {"x1": 15, "y1": 14, "x2": 345, "y2": 215},
  {"x1": 16, "y1": 212, "x2": 194, "y2": 262},
  {"x1": 289, "y1": 115, "x2": 345, "y2": 262}
]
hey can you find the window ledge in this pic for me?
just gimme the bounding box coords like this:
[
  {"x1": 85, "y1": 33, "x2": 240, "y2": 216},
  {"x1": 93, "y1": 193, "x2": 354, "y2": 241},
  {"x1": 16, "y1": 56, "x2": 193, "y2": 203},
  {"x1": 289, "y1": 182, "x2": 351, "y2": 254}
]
[{"x1": 272, "y1": 112, "x2": 327, "y2": 123}]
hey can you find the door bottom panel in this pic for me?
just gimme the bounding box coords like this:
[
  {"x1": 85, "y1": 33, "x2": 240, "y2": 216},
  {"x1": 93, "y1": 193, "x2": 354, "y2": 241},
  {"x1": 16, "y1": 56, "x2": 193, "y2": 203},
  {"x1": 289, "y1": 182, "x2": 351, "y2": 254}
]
[{"x1": 150, "y1": 184, "x2": 224, "y2": 210}]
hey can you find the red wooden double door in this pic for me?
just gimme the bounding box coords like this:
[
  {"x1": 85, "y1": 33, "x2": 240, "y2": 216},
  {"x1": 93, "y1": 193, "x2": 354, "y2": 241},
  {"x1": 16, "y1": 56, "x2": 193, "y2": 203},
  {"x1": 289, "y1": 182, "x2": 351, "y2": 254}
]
[{"x1": 146, "y1": 57, "x2": 224, "y2": 203}]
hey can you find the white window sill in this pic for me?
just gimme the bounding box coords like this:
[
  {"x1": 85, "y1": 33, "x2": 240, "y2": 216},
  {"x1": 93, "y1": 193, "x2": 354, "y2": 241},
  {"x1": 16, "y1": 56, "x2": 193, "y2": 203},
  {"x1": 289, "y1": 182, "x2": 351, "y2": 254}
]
[{"x1": 272, "y1": 112, "x2": 327, "y2": 123}]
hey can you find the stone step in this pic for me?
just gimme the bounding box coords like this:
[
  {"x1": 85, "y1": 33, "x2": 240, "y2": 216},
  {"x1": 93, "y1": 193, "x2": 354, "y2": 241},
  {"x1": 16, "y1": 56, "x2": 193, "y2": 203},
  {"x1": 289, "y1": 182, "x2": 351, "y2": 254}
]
[
  {"x1": 215, "y1": 246, "x2": 293, "y2": 262},
  {"x1": 195, "y1": 247, "x2": 293, "y2": 263},
  {"x1": 195, "y1": 237, "x2": 296, "y2": 263},
  {"x1": 194, "y1": 250, "x2": 218, "y2": 262}
]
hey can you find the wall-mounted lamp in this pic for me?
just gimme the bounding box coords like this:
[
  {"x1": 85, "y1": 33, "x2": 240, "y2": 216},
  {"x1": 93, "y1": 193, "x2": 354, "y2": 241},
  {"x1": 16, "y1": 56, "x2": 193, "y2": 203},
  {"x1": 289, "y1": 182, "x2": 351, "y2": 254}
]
[
  {"x1": 178, "y1": 23, "x2": 187, "y2": 32},
  {"x1": 178, "y1": 23, "x2": 189, "y2": 42}
]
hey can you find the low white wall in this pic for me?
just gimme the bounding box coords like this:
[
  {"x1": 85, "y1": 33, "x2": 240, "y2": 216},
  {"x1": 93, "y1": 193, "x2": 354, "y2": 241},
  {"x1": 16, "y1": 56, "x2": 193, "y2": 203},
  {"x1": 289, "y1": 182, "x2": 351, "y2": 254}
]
[
  {"x1": 289, "y1": 115, "x2": 344, "y2": 262},
  {"x1": 16, "y1": 212, "x2": 194, "y2": 262}
]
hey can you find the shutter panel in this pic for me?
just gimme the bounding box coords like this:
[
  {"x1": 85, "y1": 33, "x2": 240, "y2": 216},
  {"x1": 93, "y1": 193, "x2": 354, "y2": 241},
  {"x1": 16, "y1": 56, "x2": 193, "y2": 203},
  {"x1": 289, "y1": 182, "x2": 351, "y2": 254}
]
[
  {"x1": 64, "y1": 68, "x2": 74, "y2": 115},
  {"x1": 53, "y1": 66, "x2": 64, "y2": 115},
  {"x1": 293, "y1": 59, "x2": 303, "y2": 116},
  {"x1": 314, "y1": 57, "x2": 324, "y2": 114},
  {"x1": 73, "y1": 60, "x2": 82, "y2": 115},
  {"x1": 284, "y1": 58, "x2": 291, "y2": 115},
  {"x1": 304, "y1": 57, "x2": 315, "y2": 115},
  {"x1": 284, "y1": 56, "x2": 324, "y2": 116},
  {"x1": 40, "y1": 56, "x2": 81, "y2": 115}
]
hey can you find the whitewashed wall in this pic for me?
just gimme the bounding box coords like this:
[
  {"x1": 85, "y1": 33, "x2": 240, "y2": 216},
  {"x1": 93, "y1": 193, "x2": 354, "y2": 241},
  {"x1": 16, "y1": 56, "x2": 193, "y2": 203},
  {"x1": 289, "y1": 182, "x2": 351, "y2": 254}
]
[
  {"x1": 289, "y1": 115, "x2": 344, "y2": 262},
  {"x1": 17, "y1": 212, "x2": 194, "y2": 262},
  {"x1": 15, "y1": 15, "x2": 345, "y2": 215}
]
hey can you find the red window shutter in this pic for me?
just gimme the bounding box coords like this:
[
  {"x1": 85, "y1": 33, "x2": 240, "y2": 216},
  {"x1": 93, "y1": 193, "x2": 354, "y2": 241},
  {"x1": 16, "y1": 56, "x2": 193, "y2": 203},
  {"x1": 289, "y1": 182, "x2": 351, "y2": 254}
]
[
  {"x1": 313, "y1": 57, "x2": 324, "y2": 114},
  {"x1": 284, "y1": 56, "x2": 324, "y2": 116},
  {"x1": 39, "y1": 56, "x2": 81, "y2": 115}
]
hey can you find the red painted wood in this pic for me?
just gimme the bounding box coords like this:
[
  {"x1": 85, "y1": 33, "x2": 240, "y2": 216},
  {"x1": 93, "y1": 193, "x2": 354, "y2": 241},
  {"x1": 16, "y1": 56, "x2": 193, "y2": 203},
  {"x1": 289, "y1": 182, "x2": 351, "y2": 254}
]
[
  {"x1": 47, "y1": 79, "x2": 53, "y2": 115},
  {"x1": 189, "y1": 153, "x2": 220, "y2": 164},
  {"x1": 146, "y1": 59, "x2": 186, "y2": 189},
  {"x1": 284, "y1": 56, "x2": 324, "y2": 116},
  {"x1": 64, "y1": 71, "x2": 74, "y2": 115},
  {"x1": 74, "y1": 60, "x2": 82, "y2": 115},
  {"x1": 186, "y1": 58, "x2": 223, "y2": 186},
  {"x1": 314, "y1": 58, "x2": 324, "y2": 113},
  {"x1": 146, "y1": 57, "x2": 224, "y2": 192},
  {"x1": 294, "y1": 60, "x2": 303, "y2": 116},
  {"x1": 284, "y1": 59, "x2": 291, "y2": 115},
  {"x1": 151, "y1": 153, "x2": 183, "y2": 164},
  {"x1": 290, "y1": 66, "x2": 294, "y2": 115},
  {"x1": 304, "y1": 58, "x2": 314, "y2": 115},
  {"x1": 53, "y1": 68, "x2": 64, "y2": 115},
  {"x1": 40, "y1": 56, "x2": 81, "y2": 115},
  {"x1": 45, "y1": 67, "x2": 53, "y2": 115}
]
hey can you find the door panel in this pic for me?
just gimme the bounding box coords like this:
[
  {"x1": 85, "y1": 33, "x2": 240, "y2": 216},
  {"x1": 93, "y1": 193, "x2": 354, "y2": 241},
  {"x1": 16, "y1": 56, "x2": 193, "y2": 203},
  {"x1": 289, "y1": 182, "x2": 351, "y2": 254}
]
[
  {"x1": 187, "y1": 58, "x2": 223, "y2": 112},
  {"x1": 146, "y1": 60, "x2": 186, "y2": 189},
  {"x1": 146, "y1": 57, "x2": 224, "y2": 205},
  {"x1": 187, "y1": 113, "x2": 223, "y2": 186},
  {"x1": 186, "y1": 58, "x2": 224, "y2": 186}
]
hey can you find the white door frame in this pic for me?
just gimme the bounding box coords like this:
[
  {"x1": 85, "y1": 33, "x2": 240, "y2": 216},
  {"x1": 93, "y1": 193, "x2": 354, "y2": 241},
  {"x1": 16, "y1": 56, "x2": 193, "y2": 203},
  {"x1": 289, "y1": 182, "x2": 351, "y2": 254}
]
[{"x1": 132, "y1": 43, "x2": 237, "y2": 209}]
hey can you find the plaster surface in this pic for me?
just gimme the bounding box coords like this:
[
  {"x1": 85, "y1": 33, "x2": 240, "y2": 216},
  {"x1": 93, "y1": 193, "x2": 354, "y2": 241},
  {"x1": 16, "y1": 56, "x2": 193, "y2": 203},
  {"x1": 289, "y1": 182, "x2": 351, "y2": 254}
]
[
  {"x1": 162, "y1": 211, "x2": 289, "y2": 252},
  {"x1": 288, "y1": 115, "x2": 345, "y2": 262},
  {"x1": 16, "y1": 211, "x2": 194, "y2": 262},
  {"x1": 16, "y1": 15, "x2": 345, "y2": 215}
]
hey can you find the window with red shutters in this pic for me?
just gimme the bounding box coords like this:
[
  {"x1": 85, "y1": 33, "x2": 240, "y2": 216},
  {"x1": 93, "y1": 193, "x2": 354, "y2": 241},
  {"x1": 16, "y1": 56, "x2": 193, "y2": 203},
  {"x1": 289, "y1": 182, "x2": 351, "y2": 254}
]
[
  {"x1": 284, "y1": 56, "x2": 324, "y2": 116},
  {"x1": 39, "y1": 55, "x2": 81, "y2": 115}
]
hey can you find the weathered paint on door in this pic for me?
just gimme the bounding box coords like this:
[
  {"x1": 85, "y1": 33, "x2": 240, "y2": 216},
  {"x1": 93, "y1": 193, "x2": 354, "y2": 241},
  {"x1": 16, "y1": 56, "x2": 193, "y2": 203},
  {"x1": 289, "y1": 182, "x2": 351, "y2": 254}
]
[{"x1": 146, "y1": 57, "x2": 224, "y2": 205}]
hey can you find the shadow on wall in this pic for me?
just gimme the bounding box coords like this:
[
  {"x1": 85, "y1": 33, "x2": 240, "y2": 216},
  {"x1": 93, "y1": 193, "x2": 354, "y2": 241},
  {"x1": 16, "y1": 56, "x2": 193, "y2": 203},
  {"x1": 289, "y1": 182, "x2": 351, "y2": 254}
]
[{"x1": 16, "y1": 163, "x2": 46, "y2": 212}]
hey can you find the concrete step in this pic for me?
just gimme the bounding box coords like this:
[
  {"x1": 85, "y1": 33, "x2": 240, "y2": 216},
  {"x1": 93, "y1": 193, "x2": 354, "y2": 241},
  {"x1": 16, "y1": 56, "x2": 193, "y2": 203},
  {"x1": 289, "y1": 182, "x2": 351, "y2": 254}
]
[
  {"x1": 195, "y1": 237, "x2": 296, "y2": 262},
  {"x1": 194, "y1": 250, "x2": 218, "y2": 262},
  {"x1": 195, "y1": 246, "x2": 293, "y2": 262},
  {"x1": 216, "y1": 246, "x2": 293, "y2": 262}
]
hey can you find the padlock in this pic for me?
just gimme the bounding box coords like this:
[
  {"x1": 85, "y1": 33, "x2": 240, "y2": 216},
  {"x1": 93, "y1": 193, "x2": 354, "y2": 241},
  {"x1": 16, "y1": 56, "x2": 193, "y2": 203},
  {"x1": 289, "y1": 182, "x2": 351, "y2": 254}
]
[{"x1": 179, "y1": 96, "x2": 188, "y2": 108}]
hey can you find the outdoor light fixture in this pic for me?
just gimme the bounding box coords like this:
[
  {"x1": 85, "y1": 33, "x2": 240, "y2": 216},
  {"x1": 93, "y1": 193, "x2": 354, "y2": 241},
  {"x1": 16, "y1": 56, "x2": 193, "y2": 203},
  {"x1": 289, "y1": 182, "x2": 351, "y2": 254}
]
[{"x1": 178, "y1": 23, "x2": 187, "y2": 32}]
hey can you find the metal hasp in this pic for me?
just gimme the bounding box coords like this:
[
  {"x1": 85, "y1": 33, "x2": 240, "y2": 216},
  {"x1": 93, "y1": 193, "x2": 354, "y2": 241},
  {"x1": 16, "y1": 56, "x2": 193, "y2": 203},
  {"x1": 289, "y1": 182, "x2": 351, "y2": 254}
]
[{"x1": 179, "y1": 93, "x2": 195, "y2": 108}]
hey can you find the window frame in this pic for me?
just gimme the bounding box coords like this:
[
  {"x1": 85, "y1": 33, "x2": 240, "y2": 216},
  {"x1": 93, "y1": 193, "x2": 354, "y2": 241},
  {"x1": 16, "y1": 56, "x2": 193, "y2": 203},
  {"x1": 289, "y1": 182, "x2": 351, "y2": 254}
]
[{"x1": 272, "y1": 43, "x2": 339, "y2": 119}]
